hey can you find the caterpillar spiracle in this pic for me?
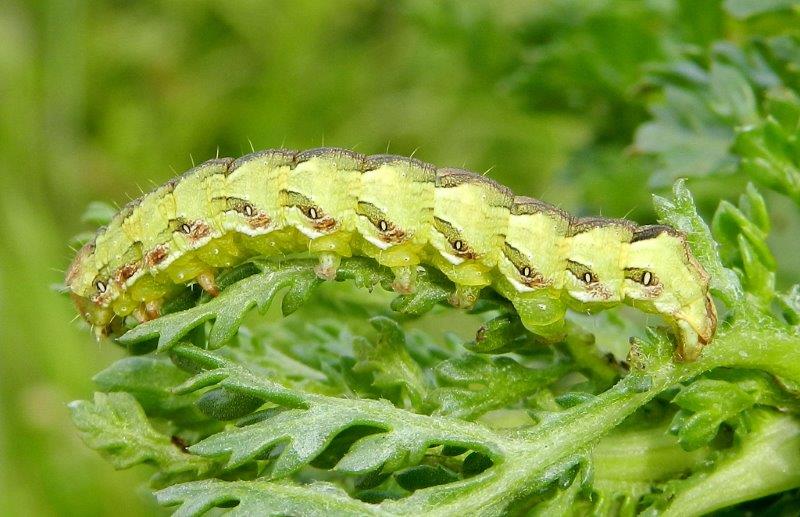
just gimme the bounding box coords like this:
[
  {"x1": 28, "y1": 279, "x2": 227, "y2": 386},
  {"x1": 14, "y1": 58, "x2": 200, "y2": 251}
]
[{"x1": 65, "y1": 147, "x2": 717, "y2": 360}]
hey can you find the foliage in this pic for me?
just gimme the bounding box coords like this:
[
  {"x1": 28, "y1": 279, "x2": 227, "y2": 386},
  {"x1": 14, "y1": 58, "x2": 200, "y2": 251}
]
[
  {"x1": 0, "y1": 0, "x2": 796, "y2": 515},
  {"x1": 67, "y1": 165, "x2": 800, "y2": 515}
]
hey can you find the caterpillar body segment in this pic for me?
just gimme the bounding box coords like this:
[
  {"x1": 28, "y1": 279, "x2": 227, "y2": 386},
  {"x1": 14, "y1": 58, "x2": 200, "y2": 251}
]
[
  {"x1": 433, "y1": 171, "x2": 512, "y2": 278},
  {"x1": 494, "y1": 198, "x2": 572, "y2": 342},
  {"x1": 354, "y1": 155, "x2": 435, "y2": 292},
  {"x1": 565, "y1": 218, "x2": 635, "y2": 306},
  {"x1": 65, "y1": 147, "x2": 717, "y2": 359}
]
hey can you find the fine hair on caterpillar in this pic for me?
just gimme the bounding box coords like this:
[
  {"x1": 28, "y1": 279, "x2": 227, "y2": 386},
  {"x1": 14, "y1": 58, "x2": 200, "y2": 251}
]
[{"x1": 65, "y1": 147, "x2": 717, "y2": 360}]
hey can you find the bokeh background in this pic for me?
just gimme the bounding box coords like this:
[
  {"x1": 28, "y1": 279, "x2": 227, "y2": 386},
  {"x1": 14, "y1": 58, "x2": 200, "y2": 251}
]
[{"x1": 1, "y1": 1, "x2": 798, "y2": 515}]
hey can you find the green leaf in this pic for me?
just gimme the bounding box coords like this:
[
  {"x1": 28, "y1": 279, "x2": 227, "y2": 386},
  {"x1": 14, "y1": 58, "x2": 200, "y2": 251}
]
[
  {"x1": 92, "y1": 355, "x2": 197, "y2": 417},
  {"x1": 651, "y1": 411, "x2": 800, "y2": 515},
  {"x1": 68, "y1": 392, "x2": 214, "y2": 486},
  {"x1": 157, "y1": 479, "x2": 377, "y2": 517},
  {"x1": 591, "y1": 425, "x2": 709, "y2": 510},
  {"x1": 169, "y1": 344, "x2": 508, "y2": 478},
  {"x1": 638, "y1": 35, "x2": 800, "y2": 191},
  {"x1": 707, "y1": 369, "x2": 800, "y2": 411},
  {"x1": 117, "y1": 259, "x2": 323, "y2": 351},
  {"x1": 666, "y1": 368, "x2": 800, "y2": 453},
  {"x1": 190, "y1": 406, "x2": 366, "y2": 477},
  {"x1": 708, "y1": 63, "x2": 759, "y2": 126},
  {"x1": 710, "y1": 183, "x2": 781, "y2": 313},
  {"x1": 712, "y1": 195, "x2": 775, "y2": 270},
  {"x1": 467, "y1": 313, "x2": 531, "y2": 354},
  {"x1": 335, "y1": 425, "x2": 454, "y2": 476},
  {"x1": 562, "y1": 322, "x2": 622, "y2": 389},
  {"x1": 735, "y1": 89, "x2": 800, "y2": 205},
  {"x1": 669, "y1": 379, "x2": 755, "y2": 450},
  {"x1": 394, "y1": 464, "x2": 460, "y2": 491},
  {"x1": 635, "y1": 85, "x2": 736, "y2": 186},
  {"x1": 352, "y1": 317, "x2": 429, "y2": 411},
  {"x1": 778, "y1": 284, "x2": 800, "y2": 326},
  {"x1": 195, "y1": 388, "x2": 265, "y2": 421},
  {"x1": 528, "y1": 474, "x2": 583, "y2": 517},
  {"x1": 430, "y1": 354, "x2": 567, "y2": 420}
]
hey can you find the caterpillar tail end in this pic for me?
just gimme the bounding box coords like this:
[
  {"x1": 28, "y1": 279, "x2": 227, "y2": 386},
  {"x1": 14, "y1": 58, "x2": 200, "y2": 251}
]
[{"x1": 675, "y1": 293, "x2": 718, "y2": 361}]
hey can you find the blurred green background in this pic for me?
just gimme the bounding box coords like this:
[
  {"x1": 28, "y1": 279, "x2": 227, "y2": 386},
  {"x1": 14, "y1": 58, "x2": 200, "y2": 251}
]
[{"x1": 1, "y1": 1, "x2": 798, "y2": 515}]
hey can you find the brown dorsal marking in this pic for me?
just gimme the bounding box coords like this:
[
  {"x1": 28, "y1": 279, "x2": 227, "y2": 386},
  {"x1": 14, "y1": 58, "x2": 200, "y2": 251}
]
[
  {"x1": 115, "y1": 261, "x2": 141, "y2": 284},
  {"x1": 435, "y1": 168, "x2": 514, "y2": 207},
  {"x1": 189, "y1": 221, "x2": 211, "y2": 241},
  {"x1": 248, "y1": 213, "x2": 271, "y2": 230},
  {"x1": 568, "y1": 217, "x2": 636, "y2": 237},
  {"x1": 146, "y1": 244, "x2": 170, "y2": 267},
  {"x1": 312, "y1": 216, "x2": 338, "y2": 232}
]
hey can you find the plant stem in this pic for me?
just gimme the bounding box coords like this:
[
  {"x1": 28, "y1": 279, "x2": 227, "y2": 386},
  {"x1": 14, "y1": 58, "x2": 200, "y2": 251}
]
[
  {"x1": 662, "y1": 412, "x2": 800, "y2": 516},
  {"x1": 382, "y1": 318, "x2": 800, "y2": 515}
]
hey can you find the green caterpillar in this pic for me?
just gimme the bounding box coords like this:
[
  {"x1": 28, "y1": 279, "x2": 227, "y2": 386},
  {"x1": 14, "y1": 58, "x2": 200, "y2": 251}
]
[{"x1": 66, "y1": 147, "x2": 716, "y2": 359}]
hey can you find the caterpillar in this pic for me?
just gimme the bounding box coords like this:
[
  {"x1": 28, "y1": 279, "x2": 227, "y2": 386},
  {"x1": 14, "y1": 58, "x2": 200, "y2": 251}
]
[{"x1": 65, "y1": 147, "x2": 717, "y2": 359}]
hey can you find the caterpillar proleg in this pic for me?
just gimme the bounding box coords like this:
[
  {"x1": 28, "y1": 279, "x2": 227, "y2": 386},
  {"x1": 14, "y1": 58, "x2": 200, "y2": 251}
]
[{"x1": 65, "y1": 147, "x2": 717, "y2": 359}]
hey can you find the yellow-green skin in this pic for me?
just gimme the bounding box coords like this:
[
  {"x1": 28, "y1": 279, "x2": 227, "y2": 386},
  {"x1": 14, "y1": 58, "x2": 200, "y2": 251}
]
[{"x1": 66, "y1": 148, "x2": 717, "y2": 359}]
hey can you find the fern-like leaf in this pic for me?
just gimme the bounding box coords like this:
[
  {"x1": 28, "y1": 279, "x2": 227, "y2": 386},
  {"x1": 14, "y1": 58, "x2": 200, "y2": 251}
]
[
  {"x1": 352, "y1": 316, "x2": 429, "y2": 411},
  {"x1": 171, "y1": 344, "x2": 508, "y2": 477},
  {"x1": 68, "y1": 392, "x2": 215, "y2": 486},
  {"x1": 430, "y1": 354, "x2": 568, "y2": 420},
  {"x1": 157, "y1": 479, "x2": 377, "y2": 517}
]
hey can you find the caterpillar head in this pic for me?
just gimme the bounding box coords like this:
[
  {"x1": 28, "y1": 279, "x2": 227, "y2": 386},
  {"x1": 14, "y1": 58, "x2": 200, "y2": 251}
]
[
  {"x1": 65, "y1": 243, "x2": 115, "y2": 327},
  {"x1": 624, "y1": 226, "x2": 717, "y2": 359},
  {"x1": 564, "y1": 219, "x2": 635, "y2": 305}
]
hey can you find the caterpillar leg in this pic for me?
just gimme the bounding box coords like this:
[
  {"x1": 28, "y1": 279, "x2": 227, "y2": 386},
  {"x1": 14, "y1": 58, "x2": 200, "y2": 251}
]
[
  {"x1": 111, "y1": 294, "x2": 138, "y2": 318},
  {"x1": 430, "y1": 260, "x2": 492, "y2": 309},
  {"x1": 310, "y1": 234, "x2": 353, "y2": 281},
  {"x1": 132, "y1": 306, "x2": 148, "y2": 323},
  {"x1": 492, "y1": 276, "x2": 567, "y2": 342},
  {"x1": 314, "y1": 252, "x2": 342, "y2": 281},
  {"x1": 196, "y1": 270, "x2": 220, "y2": 297},
  {"x1": 132, "y1": 300, "x2": 162, "y2": 323},
  {"x1": 144, "y1": 299, "x2": 162, "y2": 320},
  {"x1": 92, "y1": 317, "x2": 123, "y2": 341},
  {"x1": 509, "y1": 291, "x2": 568, "y2": 342},
  {"x1": 391, "y1": 265, "x2": 417, "y2": 294},
  {"x1": 72, "y1": 293, "x2": 113, "y2": 328},
  {"x1": 449, "y1": 284, "x2": 483, "y2": 309}
]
